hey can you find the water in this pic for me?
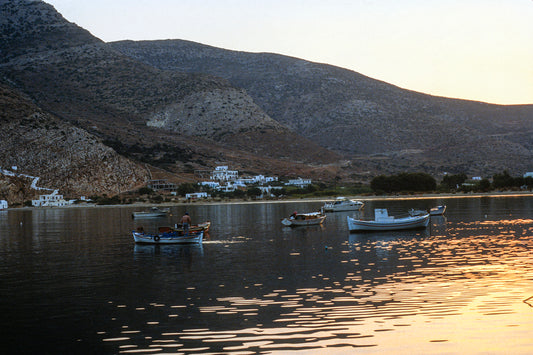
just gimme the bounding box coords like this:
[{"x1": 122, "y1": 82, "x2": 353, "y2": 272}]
[{"x1": 1, "y1": 196, "x2": 532, "y2": 354}]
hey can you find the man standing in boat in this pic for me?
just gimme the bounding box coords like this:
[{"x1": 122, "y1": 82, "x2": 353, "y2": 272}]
[{"x1": 181, "y1": 212, "x2": 192, "y2": 235}]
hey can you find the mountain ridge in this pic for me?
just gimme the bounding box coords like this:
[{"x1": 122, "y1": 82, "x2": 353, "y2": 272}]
[
  {"x1": 1, "y1": 0, "x2": 532, "y2": 205},
  {"x1": 111, "y1": 39, "x2": 533, "y2": 176},
  {"x1": 0, "y1": 0, "x2": 341, "y2": 204}
]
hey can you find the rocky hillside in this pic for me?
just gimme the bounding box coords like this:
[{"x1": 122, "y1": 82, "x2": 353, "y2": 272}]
[
  {"x1": 0, "y1": 80, "x2": 149, "y2": 204},
  {"x1": 111, "y1": 39, "x2": 533, "y2": 176},
  {"x1": 0, "y1": 0, "x2": 338, "y2": 163}
]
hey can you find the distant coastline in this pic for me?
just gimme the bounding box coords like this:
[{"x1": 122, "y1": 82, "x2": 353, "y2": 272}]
[{"x1": 4, "y1": 191, "x2": 533, "y2": 211}]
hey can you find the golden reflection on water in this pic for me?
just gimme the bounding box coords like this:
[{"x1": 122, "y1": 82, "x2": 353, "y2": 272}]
[{"x1": 99, "y1": 217, "x2": 533, "y2": 354}]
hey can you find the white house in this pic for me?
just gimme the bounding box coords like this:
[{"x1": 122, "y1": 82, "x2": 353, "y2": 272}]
[
  {"x1": 235, "y1": 178, "x2": 255, "y2": 186},
  {"x1": 185, "y1": 192, "x2": 210, "y2": 200},
  {"x1": 200, "y1": 181, "x2": 220, "y2": 189},
  {"x1": 0, "y1": 200, "x2": 7, "y2": 209},
  {"x1": 212, "y1": 166, "x2": 239, "y2": 182},
  {"x1": 524, "y1": 172, "x2": 533, "y2": 178},
  {"x1": 286, "y1": 178, "x2": 312, "y2": 188},
  {"x1": 32, "y1": 190, "x2": 71, "y2": 207}
]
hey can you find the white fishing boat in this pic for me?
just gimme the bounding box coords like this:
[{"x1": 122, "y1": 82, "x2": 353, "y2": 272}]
[
  {"x1": 347, "y1": 208, "x2": 430, "y2": 232},
  {"x1": 281, "y1": 211, "x2": 326, "y2": 226},
  {"x1": 132, "y1": 229, "x2": 203, "y2": 244},
  {"x1": 429, "y1": 205, "x2": 446, "y2": 216},
  {"x1": 322, "y1": 197, "x2": 364, "y2": 212},
  {"x1": 132, "y1": 207, "x2": 169, "y2": 218},
  {"x1": 158, "y1": 221, "x2": 211, "y2": 233}
]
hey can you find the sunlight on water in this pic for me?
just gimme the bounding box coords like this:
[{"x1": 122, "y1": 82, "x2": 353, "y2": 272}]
[
  {"x1": 93, "y1": 214, "x2": 533, "y2": 354},
  {"x1": 1, "y1": 198, "x2": 532, "y2": 353}
]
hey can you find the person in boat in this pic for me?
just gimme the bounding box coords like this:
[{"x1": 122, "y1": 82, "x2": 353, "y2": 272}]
[
  {"x1": 289, "y1": 211, "x2": 297, "y2": 220},
  {"x1": 181, "y1": 212, "x2": 192, "y2": 234}
]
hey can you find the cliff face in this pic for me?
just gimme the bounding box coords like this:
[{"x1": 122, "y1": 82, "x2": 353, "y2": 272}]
[
  {"x1": 0, "y1": 0, "x2": 337, "y2": 164},
  {"x1": 0, "y1": 81, "x2": 149, "y2": 202},
  {"x1": 111, "y1": 39, "x2": 533, "y2": 176}
]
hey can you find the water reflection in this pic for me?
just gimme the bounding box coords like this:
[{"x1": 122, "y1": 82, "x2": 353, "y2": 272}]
[{"x1": 1, "y1": 197, "x2": 533, "y2": 354}]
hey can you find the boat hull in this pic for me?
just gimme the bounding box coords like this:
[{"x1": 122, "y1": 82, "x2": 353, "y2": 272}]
[
  {"x1": 132, "y1": 212, "x2": 167, "y2": 218},
  {"x1": 322, "y1": 199, "x2": 364, "y2": 212},
  {"x1": 429, "y1": 205, "x2": 446, "y2": 216},
  {"x1": 347, "y1": 214, "x2": 429, "y2": 231},
  {"x1": 132, "y1": 230, "x2": 203, "y2": 244},
  {"x1": 281, "y1": 215, "x2": 326, "y2": 226}
]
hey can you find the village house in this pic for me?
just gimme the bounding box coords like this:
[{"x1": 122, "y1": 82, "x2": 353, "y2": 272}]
[
  {"x1": 32, "y1": 190, "x2": 72, "y2": 207},
  {"x1": 211, "y1": 166, "x2": 239, "y2": 182},
  {"x1": 0, "y1": 200, "x2": 8, "y2": 209},
  {"x1": 185, "y1": 192, "x2": 210, "y2": 200},
  {"x1": 286, "y1": 177, "x2": 312, "y2": 188}
]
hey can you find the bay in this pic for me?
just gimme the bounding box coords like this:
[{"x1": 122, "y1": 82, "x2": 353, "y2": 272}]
[{"x1": 0, "y1": 195, "x2": 532, "y2": 354}]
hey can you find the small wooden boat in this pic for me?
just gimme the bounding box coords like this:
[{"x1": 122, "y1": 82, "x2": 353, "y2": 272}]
[
  {"x1": 158, "y1": 221, "x2": 211, "y2": 233},
  {"x1": 322, "y1": 197, "x2": 364, "y2": 212},
  {"x1": 132, "y1": 207, "x2": 169, "y2": 218},
  {"x1": 429, "y1": 205, "x2": 446, "y2": 216},
  {"x1": 409, "y1": 208, "x2": 428, "y2": 216},
  {"x1": 347, "y1": 208, "x2": 429, "y2": 232},
  {"x1": 132, "y1": 228, "x2": 203, "y2": 244},
  {"x1": 281, "y1": 211, "x2": 326, "y2": 226}
]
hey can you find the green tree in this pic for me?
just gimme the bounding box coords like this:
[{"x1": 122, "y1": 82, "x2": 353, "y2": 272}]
[
  {"x1": 177, "y1": 183, "x2": 198, "y2": 196},
  {"x1": 246, "y1": 187, "x2": 262, "y2": 198},
  {"x1": 441, "y1": 173, "x2": 467, "y2": 190}
]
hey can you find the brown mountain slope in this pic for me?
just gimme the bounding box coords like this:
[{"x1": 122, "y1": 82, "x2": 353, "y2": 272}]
[
  {"x1": 0, "y1": 0, "x2": 340, "y2": 183},
  {"x1": 111, "y1": 39, "x2": 533, "y2": 177},
  {"x1": 0, "y1": 80, "x2": 149, "y2": 202}
]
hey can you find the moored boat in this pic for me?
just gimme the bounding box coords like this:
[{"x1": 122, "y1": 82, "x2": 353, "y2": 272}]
[
  {"x1": 158, "y1": 221, "x2": 211, "y2": 233},
  {"x1": 132, "y1": 229, "x2": 203, "y2": 244},
  {"x1": 429, "y1": 205, "x2": 446, "y2": 216},
  {"x1": 132, "y1": 207, "x2": 169, "y2": 218},
  {"x1": 347, "y1": 208, "x2": 429, "y2": 232},
  {"x1": 322, "y1": 197, "x2": 364, "y2": 212},
  {"x1": 281, "y1": 211, "x2": 326, "y2": 226}
]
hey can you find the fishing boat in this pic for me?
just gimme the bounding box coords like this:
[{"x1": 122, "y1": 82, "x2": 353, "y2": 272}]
[
  {"x1": 322, "y1": 197, "x2": 364, "y2": 212},
  {"x1": 347, "y1": 208, "x2": 430, "y2": 232},
  {"x1": 132, "y1": 228, "x2": 203, "y2": 244},
  {"x1": 429, "y1": 205, "x2": 446, "y2": 216},
  {"x1": 158, "y1": 221, "x2": 211, "y2": 233},
  {"x1": 281, "y1": 211, "x2": 326, "y2": 226},
  {"x1": 132, "y1": 207, "x2": 169, "y2": 218}
]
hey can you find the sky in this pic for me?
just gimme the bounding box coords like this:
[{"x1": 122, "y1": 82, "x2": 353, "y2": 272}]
[{"x1": 45, "y1": 0, "x2": 533, "y2": 105}]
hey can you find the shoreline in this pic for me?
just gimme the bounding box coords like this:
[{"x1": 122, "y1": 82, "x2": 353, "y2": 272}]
[{"x1": 3, "y1": 191, "x2": 533, "y2": 211}]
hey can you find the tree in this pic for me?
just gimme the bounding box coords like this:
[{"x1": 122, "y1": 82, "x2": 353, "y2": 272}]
[
  {"x1": 177, "y1": 183, "x2": 198, "y2": 196},
  {"x1": 441, "y1": 173, "x2": 467, "y2": 190},
  {"x1": 370, "y1": 172, "x2": 436, "y2": 193},
  {"x1": 246, "y1": 187, "x2": 262, "y2": 198}
]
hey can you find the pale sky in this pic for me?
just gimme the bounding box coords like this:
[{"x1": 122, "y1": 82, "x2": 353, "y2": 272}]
[{"x1": 46, "y1": 0, "x2": 533, "y2": 105}]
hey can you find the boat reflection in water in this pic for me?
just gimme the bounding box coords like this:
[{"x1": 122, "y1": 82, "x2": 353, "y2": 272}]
[{"x1": 2, "y1": 197, "x2": 533, "y2": 354}]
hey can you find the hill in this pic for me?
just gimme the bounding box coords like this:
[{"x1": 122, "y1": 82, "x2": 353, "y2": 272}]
[
  {"x1": 0, "y1": 0, "x2": 342, "y2": 204},
  {"x1": 0, "y1": 79, "x2": 148, "y2": 203},
  {"x1": 111, "y1": 39, "x2": 533, "y2": 177}
]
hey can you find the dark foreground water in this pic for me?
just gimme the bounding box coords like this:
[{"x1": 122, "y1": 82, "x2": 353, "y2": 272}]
[{"x1": 1, "y1": 196, "x2": 532, "y2": 354}]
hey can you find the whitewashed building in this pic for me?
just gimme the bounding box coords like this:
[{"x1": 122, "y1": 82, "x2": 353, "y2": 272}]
[
  {"x1": 185, "y1": 192, "x2": 210, "y2": 200},
  {"x1": 212, "y1": 166, "x2": 239, "y2": 182},
  {"x1": 286, "y1": 178, "x2": 312, "y2": 188},
  {"x1": 0, "y1": 200, "x2": 7, "y2": 209},
  {"x1": 200, "y1": 181, "x2": 221, "y2": 189},
  {"x1": 32, "y1": 190, "x2": 71, "y2": 207}
]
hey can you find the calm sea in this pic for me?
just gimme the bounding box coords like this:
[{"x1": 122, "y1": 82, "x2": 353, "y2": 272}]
[{"x1": 1, "y1": 196, "x2": 532, "y2": 354}]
